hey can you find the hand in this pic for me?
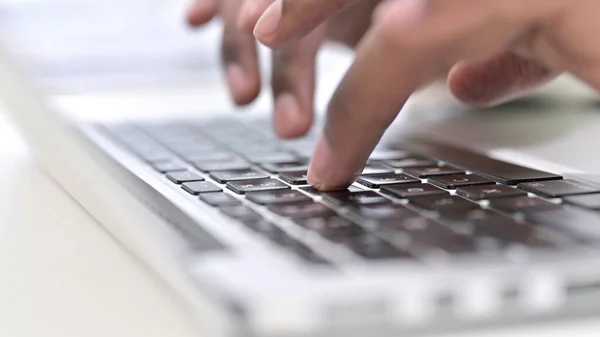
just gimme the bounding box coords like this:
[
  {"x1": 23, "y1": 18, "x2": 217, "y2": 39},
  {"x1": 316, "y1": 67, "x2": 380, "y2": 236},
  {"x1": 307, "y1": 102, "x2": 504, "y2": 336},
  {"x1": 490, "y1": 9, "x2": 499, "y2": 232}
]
[
  {"x1": 248, "y1": 0, "x2": 600, "y2": 191},
  {"x1": 187, "y1": 0, "x2": 380, "y2": 139}
]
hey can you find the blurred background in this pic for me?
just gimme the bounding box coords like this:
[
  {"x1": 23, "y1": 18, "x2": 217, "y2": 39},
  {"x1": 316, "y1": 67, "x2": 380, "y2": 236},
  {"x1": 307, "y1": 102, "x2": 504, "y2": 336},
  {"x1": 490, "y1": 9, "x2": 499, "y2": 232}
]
[{"x1": 0, "y1": 0, "x2": 227, "y2": 92}]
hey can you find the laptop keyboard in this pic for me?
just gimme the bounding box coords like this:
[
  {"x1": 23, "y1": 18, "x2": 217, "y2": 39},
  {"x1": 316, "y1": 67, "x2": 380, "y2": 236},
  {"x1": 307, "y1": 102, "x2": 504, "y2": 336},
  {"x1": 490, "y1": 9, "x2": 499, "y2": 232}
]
[{"x1": 98, "y1": 118, "x2": 600, "y2": 265}]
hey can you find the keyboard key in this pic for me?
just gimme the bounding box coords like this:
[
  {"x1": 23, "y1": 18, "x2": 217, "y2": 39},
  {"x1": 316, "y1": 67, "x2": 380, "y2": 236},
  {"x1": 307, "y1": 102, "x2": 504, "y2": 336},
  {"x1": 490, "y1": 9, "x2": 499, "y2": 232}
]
[
  {"x1": 518, "y1": 179, "x2": 600, "y2": 198},
  {"x1": 220, "y1": 205, "x2": 262, "y2": 221},
  {"x1": 524, "y1": 207, "x2": 600, "y2": 242},
  {"x1": 295, "y1": 216, "x2": 366, "y2": 240},
  {"x1": 351, "y1": 203, "x2": 419, "y2": 220},
  {"x1": 428, "y1": 174, "x2": 495, "y2": 189},
  {"x1": 151, "y1": 160, "x2": 187, "y2": 173},
  {"x1": 457, "y1": 185, "x2": 526, "y2": 200},
  {"x1": 245, "y1": 152, "x2": 298, "y2": 164},
  {"x1": 440, "y1": 209, "x2": 554, "y2": 247},
  {"x1": 383, "y1": 158, "x2": 437, "y2": 169},
  {"x1": 279, "y1": 172, "x2": 309, "y2": 185},
  {"x1": 362, "y1": 164, "x2": 394, "y2": 175},
  {"x1": 262, "y1": 161, "x2": 310, "y2": 173},
  {"x1": 210, "y1": 169, "x2": 269, "y2": 183},
  {"x1": 410, "y1": 196, "x2": 480, "y2": 211},
  {"x1": 269, "y1": 201, "x2": 335, "y2": 219},
  {"x1": 404, "y1": 166, "x2": 465, "y2": 178},
  {"x1": 323, "y1": 191, "x2": 390, "y2": 206},
  {"x1": 227, "y1": 178, "x2": 290, "y2": 194},
  {"x1": 369, "y1": 150, "x2": 412, "y2": 161},
  {"x1": 489, "y1": 196, "x2": 561, "y2": 214},
  {"x1": 166, "y1": 171, "x2": 204, "y2": 184},
  {"x1": 299, "y1": 185, "x2": 363, "y2": 196},
  {"x1": 381, "y1": 217, "x2": 476, "y2": 253},
  {"x1": 199, "y1": 192, "x2": 241, "y2": 207},
  {"x1": 346, "y1": 235, "x2": 412, "y2": 259},
  {"x1": 181, "y1": 181, "x2": 222, "y2": 195},
  {"x1": 381, "y1": 183, "x2": 449, "y2": 199},
  {"x1": 246, "y1": 190, "x2": 311, "y2": 205},
  {"x1": 180, "y1": 152, "x2": 235, "y2": 162},
  {"x1": 564, "y1": 194, "x2": 600, "y2": 210},
  {"x1": 193, "y1": 160, "x2": 250, "y2": 172},
  {"x1": 357, "y1": 173, "x2": 420, "y2": 188},
  {"x1": 402, "y1": 141, "x2": 562, "y2": 185}
]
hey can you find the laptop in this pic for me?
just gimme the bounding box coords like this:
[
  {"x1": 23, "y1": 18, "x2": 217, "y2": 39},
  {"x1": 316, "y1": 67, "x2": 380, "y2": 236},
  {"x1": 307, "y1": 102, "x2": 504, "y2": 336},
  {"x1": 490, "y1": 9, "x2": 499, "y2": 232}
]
[{"x1": 3, "y1": 34, "x2": 600, "y2": 337}]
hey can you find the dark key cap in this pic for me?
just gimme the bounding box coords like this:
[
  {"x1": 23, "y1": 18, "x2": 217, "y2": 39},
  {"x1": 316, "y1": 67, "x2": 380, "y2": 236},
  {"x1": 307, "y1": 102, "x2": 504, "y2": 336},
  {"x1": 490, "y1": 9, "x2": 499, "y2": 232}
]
[
  {"x1": 381, "y1": 183, "x2": 449, "y2": 199},
  {"x1": 383, "y1": 157, "x2": 437, "y2": 169},
  {"x1": 245, "y1": 152, "x2": 298, "y2": 164},
  {"x1": 210, "y1": 169, "x2": 269, "y2": 183},
  {"x1": 362, "y1": 164, "x2": 394, "y2": 175},
  {"x1": 346, "y1": 235, "x2": 412, "y2": 259},
  {"x1": 199, "y1": 192, "x2": 241, "y2": 207},
  {"x1": 489, "y1": 196, "x2": 561, "y2": 214},
  {"x1": 262, "y1": 161, "x2": 310, "y2": 173},
  {"x1": 243, "y1": 217, "x2": 281, "y2": 235},
  {"x1": 279, "y1": 171, "x2": 308, "y2": 185},
  {"x1": 381, "y1": 217, "x2": 476, "y2": 253},
  {"x1": 299, "y1": 185, "x2": 363, "y2": 196},
  {"x1": 246, "y1": 189, "x2": 311, "y2": 205},
  {"x1": 402, "y1": 141, "x2": 563, "y2": 185},
  {"x1": 410, "y1": 196, "x2": 479, "y2": 211},
  {"x1": 151, "y1": 160, "x2": 187, "y2": 173},
  {"x1": 181, "y1": 181, "x2": 222, "y2": 195},
  {"x1": 269, "y1": 201, "x2": 335, "y2": 219},
  {"x1": 166, "y1": 171, "x2": 204, "y2": 184},
  {"x1": 295, "y1": 216, "x2": 366, "y2": 240},
  {"x1": 404, "y1": 166, "x2": 465, "y2": 178},
  {"x1": 457, "y1": 185, "x2": 526, "y2": 200},
  {"x1": 357, "y1": 173, "x2": 420, "y2": 188},
  {"x1": 428, "y1": 174, "x2": 495, "y2": 189},
  {"x1": 323, "y1": 191, "x2": 390, "y2": 206},
  {"x1": 220, "y1": 205, "x2": 262, "y2": 221},
  {"x1": 564, "y1": 194, "x2": 600, "y2": 210},
  {"x1": 441, "y1": 209, "x2": 553, "y2": 247},
  {"x1": 351, "y1": 203, "x2": 419, "y2": 220},
  {"x1": 227, "y1": 178, "x2": 290, "y2": 194},
  {"x1": 518, "y1": 179, "x2": 600, "y2": 198},
  {"x1": 524, "y1": 207, "x2": 600, "y2": 242},
  {"x1": 193, "y1": 160, "x2": 250, "y2": 172}
]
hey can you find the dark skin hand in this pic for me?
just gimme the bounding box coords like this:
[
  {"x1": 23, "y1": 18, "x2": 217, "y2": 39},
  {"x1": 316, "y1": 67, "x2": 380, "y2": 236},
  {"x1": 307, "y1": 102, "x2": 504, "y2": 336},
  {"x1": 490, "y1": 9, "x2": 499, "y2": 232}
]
[{"x1": 189, "y1": 0, "x2": 600, "y2": 191}]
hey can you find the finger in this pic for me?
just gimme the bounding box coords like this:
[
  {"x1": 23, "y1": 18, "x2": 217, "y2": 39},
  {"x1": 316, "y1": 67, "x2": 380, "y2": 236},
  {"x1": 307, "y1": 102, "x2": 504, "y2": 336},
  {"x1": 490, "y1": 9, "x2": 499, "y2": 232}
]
[
  {"x1": 325, "y1": 0, "x2": 381, "y2": 48},
  {"x1": 237, "y1": 0, "x2": 274, "y2": 31},
  {"x1": 307, "y1": 0, "x2": 555, "y2": 191},
  {"x1": 253, "y1": 0, "x2": 360, "y2": 46},
  {"x1": 448, "y1": 50, "x2": 558, "y2": 107},
  {"x1": 271, "y1": 28, "x2": 324, "y2": 138},
  {"x1": 187, "y1": 0, "x2": 219, "y2": 27},
  {"x1": 221, "y1": 0, "x2": 262, "y2": 105}
]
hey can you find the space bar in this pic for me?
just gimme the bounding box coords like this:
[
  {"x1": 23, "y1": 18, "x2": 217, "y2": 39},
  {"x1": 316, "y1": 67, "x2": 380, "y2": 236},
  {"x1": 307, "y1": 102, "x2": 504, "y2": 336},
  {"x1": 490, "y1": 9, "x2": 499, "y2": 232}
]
[{"x1": 403, "y1": 140, "x2": 563, "y2": 185}]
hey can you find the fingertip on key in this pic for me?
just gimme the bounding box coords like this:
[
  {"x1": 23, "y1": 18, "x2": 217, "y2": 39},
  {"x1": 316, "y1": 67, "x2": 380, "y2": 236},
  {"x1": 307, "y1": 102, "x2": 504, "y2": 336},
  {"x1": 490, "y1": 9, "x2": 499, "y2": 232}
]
[{"x1": 307, "y1": 137, "x2": 360, "y2": 191}]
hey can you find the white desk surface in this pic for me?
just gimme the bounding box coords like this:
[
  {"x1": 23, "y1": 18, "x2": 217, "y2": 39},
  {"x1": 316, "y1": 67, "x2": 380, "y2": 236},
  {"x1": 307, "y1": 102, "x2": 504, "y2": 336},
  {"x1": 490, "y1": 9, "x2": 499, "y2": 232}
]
[{"x1": 2, "y1": 89, "x2": 600, "y2": 337}]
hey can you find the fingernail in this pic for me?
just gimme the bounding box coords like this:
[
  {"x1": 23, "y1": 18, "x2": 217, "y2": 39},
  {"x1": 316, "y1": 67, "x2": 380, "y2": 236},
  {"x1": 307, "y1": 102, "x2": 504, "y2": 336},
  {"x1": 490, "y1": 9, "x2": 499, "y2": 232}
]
[
  {"x1": 225, "y1": 64, "x2": 247, "y2": 100},
  {"x1": 254, "y1": 0, "x2": 282, "y2": 38},
  {"x1": 274, "y1": 93, "x2": 302, "y2": 137}
]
